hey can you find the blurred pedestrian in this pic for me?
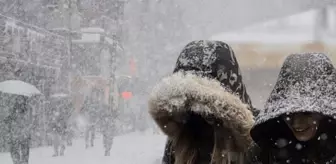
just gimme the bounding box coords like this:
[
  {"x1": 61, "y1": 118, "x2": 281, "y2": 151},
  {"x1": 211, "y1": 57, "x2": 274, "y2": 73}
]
[{"x1": 5, "y1": 96, "x2": 32, "y2": 164}]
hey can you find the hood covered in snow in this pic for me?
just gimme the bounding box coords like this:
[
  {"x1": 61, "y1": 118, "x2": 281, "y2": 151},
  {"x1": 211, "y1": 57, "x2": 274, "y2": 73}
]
[
  {"x1": 251, "y1": 53, "x2": 336, "y2": 145},
  {"x1": 173, "y1": 40, "x2": 254, "y2": 111}
]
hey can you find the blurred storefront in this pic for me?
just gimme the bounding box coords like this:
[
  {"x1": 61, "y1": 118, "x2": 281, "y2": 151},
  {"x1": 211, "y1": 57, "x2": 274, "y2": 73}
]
[
  {"x1": 212, "y1": 8, "x2": 336, "y2": 108},
  {"x1": 0, "y1": 15, "x2": 66, "y2": 147}
]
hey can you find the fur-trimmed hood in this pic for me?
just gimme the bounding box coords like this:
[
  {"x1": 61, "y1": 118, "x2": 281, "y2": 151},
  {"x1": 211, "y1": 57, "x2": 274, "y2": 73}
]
[{"x1": 149, "y1": 72, "x2": 254, "y2": 150}]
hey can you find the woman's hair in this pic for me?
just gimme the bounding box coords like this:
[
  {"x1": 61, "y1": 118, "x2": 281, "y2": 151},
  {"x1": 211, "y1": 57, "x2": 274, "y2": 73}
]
[
  {"x1": 171, "y1": 113, "x2": 213, "y2": 164},
  {"x1": 171, "y1": 113, "x2": 246, "y2": 164}
]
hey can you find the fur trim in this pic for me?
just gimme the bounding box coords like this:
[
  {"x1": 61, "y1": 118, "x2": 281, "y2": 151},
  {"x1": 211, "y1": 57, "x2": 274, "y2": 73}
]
[{"x1": 148, "y1": 72, "x2": 254, "y2": 152}]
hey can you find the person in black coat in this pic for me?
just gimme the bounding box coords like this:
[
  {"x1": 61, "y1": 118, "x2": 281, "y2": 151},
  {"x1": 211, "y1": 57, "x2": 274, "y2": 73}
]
[
  {"x1": 82, "y1": 96, "x2": 98, "y2": 149},
  {"x1": 148, "y1": 40, "x2": 256, "y2": 164},
  {"x1": 248, "y1": 53, "x2": 336, "y2": 164},
  {"x1": 49, "y1": 97, "x2": 72, "y2": 157},
  {"x1": 100, "y1": 103, "x2": 118, "y2": 156},
  {"x1": 5, "y1": 95, "x2": 32, "y2": 164},
  {"x1": 64, "y1": 101, "x2": 74, "y2": 146}
]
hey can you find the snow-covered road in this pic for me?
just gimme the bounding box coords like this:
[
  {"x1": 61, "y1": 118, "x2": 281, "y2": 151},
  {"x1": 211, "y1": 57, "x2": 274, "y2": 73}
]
[{"x1": 0, "y1": 132, "x2": 166, "y2": 164}]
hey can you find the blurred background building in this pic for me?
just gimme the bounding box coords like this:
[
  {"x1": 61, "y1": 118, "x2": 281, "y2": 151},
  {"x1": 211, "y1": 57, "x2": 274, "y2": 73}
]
[{"x1": 0, "y1": 0, "x2": 336, "y2": 146}]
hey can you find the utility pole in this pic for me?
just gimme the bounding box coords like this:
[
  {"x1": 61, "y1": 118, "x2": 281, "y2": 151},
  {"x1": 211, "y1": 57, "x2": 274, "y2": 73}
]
[
  {"x1": 66, "y1": 0, "x2": 73, "y2": 95},
  {"x1": 99, "y1": 0, "x2": 126, "y2": 107},
  {"x1": 113, "y1": 0, "x2": 125, "y2": 86}
]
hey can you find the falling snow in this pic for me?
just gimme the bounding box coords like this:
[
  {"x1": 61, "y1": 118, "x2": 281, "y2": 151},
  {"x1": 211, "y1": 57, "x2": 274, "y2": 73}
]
[
  {"x1": 0, "y1": 1, "x2": 336, "y2": 164},
  {"x1": 295, "y1": 143, "x2": 303, "y2": 150}
]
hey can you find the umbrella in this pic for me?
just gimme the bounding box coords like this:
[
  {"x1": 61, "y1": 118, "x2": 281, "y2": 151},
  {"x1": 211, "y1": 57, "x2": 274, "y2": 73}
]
[{"x1": 0, "y1": 80, "x2": 42, "y2": 97}]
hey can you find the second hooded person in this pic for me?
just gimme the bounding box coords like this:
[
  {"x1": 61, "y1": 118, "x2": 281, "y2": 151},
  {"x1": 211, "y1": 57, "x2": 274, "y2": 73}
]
[{"x1": 249, "y1": 53, "x2": 336, "y2": 164}]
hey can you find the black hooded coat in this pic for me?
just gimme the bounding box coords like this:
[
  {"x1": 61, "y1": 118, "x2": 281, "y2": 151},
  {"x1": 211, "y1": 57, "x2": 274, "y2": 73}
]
[
  {"x1": 249, "y1": 53, "x2": 336, "y2": 164},
  {"x1": 49, "y1": 98, "x2": 72, "y2": 136},
  {"x1": 148, "y1": 40, "x2": 256, "y2": 164},
  {"x1": 5, "y1": 96, "x2": 32, "y2": 141}
]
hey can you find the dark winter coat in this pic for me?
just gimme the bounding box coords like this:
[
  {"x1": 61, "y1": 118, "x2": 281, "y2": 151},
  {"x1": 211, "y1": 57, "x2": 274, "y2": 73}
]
[
  {"x1": 5, "y1": 96, "x2": 32, "y2": 141},
  {"x1": 49, "y1": 98, "x2": 72, "y2": 135},
  {"x1": 148, "y1": 40, "x2": 255, "y2": 164},
  {"x1": 81, "y1": 98, "x2": 100, "y2": 125},
  {"x1": 249, "y1": 53, "x2": 336, "y2": 164},
  {"x1": 100, "y1": 104, "x2": 118, "y2": 135}
]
